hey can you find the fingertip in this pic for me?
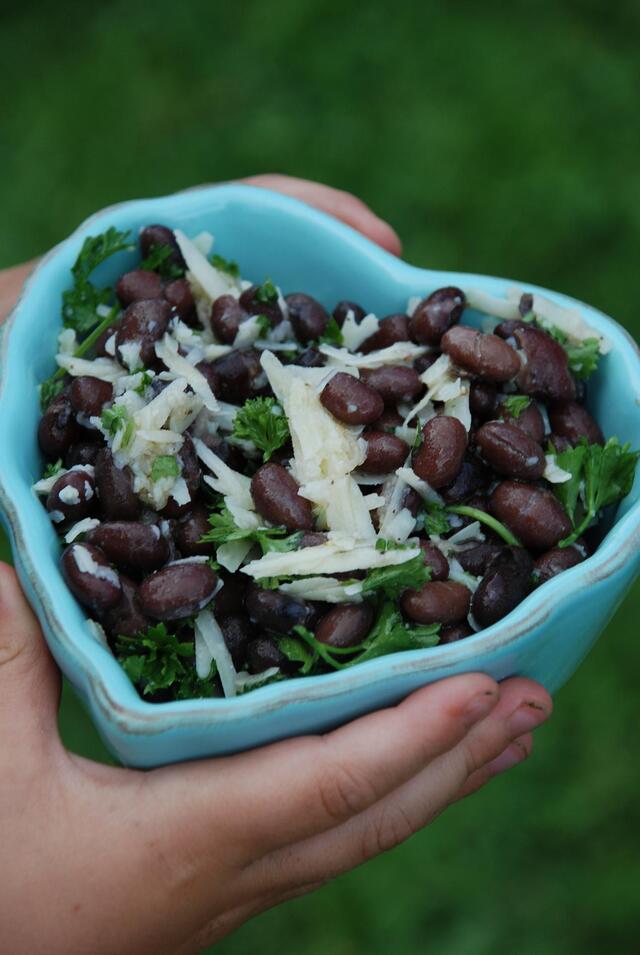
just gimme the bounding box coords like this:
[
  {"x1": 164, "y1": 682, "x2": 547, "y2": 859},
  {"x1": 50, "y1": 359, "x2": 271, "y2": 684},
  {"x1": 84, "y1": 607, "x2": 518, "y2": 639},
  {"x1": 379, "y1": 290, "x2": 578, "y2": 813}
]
[
  {"x1": 498, "y1": 676, "x2": 553, "y2": 719},
  {"x1": 401, "y1": 673, "x2": 500, "y2": 727},
  {"x1": 369, "y1": 218, "x2": 403, "y2": 256}
]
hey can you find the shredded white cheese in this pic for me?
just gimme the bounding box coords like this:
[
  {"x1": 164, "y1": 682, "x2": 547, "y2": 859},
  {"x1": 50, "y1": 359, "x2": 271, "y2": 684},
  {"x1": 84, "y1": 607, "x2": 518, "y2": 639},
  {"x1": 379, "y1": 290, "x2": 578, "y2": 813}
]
[{"x1": 241, "y1": 539, "x2": 420, "y2": 579}]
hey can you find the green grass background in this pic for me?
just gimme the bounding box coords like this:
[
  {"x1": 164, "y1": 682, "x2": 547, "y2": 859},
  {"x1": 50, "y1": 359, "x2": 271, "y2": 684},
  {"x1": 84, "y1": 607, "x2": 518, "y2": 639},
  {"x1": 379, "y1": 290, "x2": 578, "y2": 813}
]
[{"x1": 1, "y1": 1, "x2": 639, "y2": 951}]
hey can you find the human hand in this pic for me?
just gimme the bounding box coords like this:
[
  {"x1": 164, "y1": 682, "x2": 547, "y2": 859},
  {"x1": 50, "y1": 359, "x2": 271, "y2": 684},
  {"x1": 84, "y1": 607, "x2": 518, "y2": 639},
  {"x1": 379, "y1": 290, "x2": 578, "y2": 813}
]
[{"x1": 0, "y1": 563, "x2": 551, "y2": 954}]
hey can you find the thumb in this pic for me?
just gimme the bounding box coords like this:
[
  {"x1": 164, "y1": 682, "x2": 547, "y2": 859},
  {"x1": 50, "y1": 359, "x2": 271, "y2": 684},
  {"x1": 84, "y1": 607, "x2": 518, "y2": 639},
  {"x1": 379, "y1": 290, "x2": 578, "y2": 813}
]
[{"x1": 0, "y1": 563, "x2": 61, "y2": 750}]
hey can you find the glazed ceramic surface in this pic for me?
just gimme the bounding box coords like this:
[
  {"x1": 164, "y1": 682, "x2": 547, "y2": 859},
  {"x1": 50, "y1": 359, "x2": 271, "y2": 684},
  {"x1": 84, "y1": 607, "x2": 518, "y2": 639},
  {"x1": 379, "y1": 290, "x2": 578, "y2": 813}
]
[{"x1": 0, "y1": 184, "x2": 638, "y2": 767}]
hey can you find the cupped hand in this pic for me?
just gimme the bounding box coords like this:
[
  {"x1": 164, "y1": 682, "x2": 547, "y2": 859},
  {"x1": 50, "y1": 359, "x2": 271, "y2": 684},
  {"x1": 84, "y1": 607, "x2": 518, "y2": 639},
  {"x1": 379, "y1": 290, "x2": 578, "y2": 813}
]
[{"x1": 0, "y1": 564, "x2": 551, "y2": 954}]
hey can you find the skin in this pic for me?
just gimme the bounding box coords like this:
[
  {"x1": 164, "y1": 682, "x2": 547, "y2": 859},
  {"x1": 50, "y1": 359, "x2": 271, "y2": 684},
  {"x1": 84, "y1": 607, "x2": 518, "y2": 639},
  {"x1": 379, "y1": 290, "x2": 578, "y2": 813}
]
[{"x1": 0, "y1": 176, "x2": 551, "y2": 954}]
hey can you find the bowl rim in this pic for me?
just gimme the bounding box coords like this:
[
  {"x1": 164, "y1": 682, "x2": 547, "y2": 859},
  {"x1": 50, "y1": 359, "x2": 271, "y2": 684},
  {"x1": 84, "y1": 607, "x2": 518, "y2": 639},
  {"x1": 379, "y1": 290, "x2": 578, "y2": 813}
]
[{"x1": 1, "y1": 182, "x2": 639, "y2": 735}]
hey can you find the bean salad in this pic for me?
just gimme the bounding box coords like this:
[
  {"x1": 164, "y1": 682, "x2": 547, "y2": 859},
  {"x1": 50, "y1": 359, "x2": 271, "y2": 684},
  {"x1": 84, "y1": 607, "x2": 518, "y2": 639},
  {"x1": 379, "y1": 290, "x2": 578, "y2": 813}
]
[{"x1": 33, "y1": 223, "x2": 639, "y2": 701}]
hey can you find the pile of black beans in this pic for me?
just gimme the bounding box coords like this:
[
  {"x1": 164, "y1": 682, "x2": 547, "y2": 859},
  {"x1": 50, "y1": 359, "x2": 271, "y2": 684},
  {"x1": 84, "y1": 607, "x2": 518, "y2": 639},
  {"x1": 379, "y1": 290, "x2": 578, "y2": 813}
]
[{"x1": 37, "y1": 223, "x2": 607, "y2": 699}]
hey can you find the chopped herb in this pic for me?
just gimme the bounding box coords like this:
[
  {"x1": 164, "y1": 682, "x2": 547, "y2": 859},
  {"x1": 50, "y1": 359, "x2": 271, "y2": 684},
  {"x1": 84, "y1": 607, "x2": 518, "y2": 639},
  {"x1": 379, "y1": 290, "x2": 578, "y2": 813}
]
[
  {"x1": 542, "y1": 324, "x2": 600, "y2": 380},
  {"x1": 254, "y1": 314, "x2": 272, "y2": 337},
  {"x1": 39, "y1": 376, "x2": 66, "y2": 411},
  {"x1": 446, "y1": 505, "x2": 521, "y2": 547},
  {"x1": 375, "y1": 538, "x2": 406, "y2": 551},
  {"x1": 413, "y1": 427, "x2": 424, "y2": 450},
  {"x1": 255, "y1": 575, "x2": 296, "y2": 590},
  {"x1": 232, "y1": 396, "x2": 290, "y2": 462},
  {"x1": 318, "y1": 316, "x2": 344, "y2": 347},
  {"x1": 361, "y1": 553, "x2": 431, "y2": 600},
  {"x1": 347, "y1": 602, "x2": 440, "y2": 666},
  {"x1": 116, "y1": 623, "x2": 214, "y2": 698},
  {"x1": 211, "y1": 252, "x2": 240, "y2": 279},
  {"x1": 550, "y1": 437, "x2": 639, "y2": 547},
  {"x1": 100, "y1": 404, "x2": 135, "y2": 449},
  {"x1": 255, "y1": 277, "x2": 278, "y2": 304},
  {"x1": 42, "y1": 458, "x2": 64, "y2": 479},
  {"x1": 133, "y1": 370, "x2": 154, "y2": 395},
  {"x1": 151, "y1": 455, "x2": 180, "y2": 482},
  {"x1": 62, "y1": 227, "x2": 134, "y2": 334},
  {"x1": 423, "y1": 500, "x2": 451, "y2": 537},
  {"x1": 140, "y1": 243, "x2": 184, "y2": 280},
  {"x1": 502, "y1": 395, "x2": 531, "y2": 419},
  {"x1": 200, "y1": 503, "x2": 303, "y2": 554},
  {"x1": 277, "y1": 636, "x2": 316, "y2": 674}
]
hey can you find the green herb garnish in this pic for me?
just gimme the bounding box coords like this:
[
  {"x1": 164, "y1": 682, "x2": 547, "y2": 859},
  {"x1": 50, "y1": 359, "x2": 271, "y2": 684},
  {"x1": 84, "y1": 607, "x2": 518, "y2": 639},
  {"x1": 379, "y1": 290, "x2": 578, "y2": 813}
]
[
  {"x1": 133, "y1": 370, "x2": 154, "y2": 395},
  {"x1": 200, "y1": 504, "x2": 303, "y2": 554},
  {"x1": 151, "y1": 455, "x2": 180, "y2": 482},
  {"x1": 42, "y1": 458, "x2": 64, "y2": 480},
  {"x1": 502, "y1": 395, "x2": 531, "y2": 419},
  {"x1": 550, "y1": 437, "x2": 639, "y2": 547},
  {"x1": 232, "y1": 397, "x2": 290, "y2": 462},
  {"x1": 116, "y1": 623, "x2": 216, "y2": 699},
  {"x1": 542, "y1": 325, "x2": 601, "y2": 380},
  {"x1": 62, "y1": 227, "x2": 134, "y2": 334},
  {"x1": 446, "y1": 505, "x2": 521, "y2": 547},
  {"x1": 360, "y1": 553, "x2": 431, "y2": 600},
  {"x1": 255, "y1": 277, "x2": 278, "y2": 304},
  {"x1": 318, "y1": 316, "x2": 344, "y2": 347},
  {"x1": 422, "y1": 500, "x2": 451, "y2": 536},
  {"x1": 100, "y1": 404, "x2": 135, "y2": 449},
  {"x1": 140, "y1": 243, "x2": 184, "y2": 280},
  {"x1": 211, "y1": 252, "x2": 240, "y2": 279}
]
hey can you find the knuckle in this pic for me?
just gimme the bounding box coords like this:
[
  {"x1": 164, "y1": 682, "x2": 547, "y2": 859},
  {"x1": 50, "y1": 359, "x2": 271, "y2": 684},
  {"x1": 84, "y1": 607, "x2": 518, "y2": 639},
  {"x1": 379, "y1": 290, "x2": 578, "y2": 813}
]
[
  {"x1": 361, "y1": 804, "x2": 417, "y2": 861},
  {"x1": 317, "y1": 757, "x2": 380, "y2": 823}
]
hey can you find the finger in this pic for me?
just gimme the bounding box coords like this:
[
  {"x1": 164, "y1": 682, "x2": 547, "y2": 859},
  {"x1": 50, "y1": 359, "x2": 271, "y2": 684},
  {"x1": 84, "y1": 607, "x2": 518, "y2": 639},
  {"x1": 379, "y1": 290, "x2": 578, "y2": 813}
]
[
  {"x1": 149, "y1": 673, "x2": 499, "y2": 862},
  {"x1": 241, "y1": 173, "x2": 403, "y2": 255},
  {"x1": 246, "y1": 680, "x2": 550, "y2": 893},
  {"x1": 0, "y1": 260, "x2": 35, "y2": 324},
  {"x1": 0, "y1": 563, "x2": 61, "y2": 748},
  {"x1": 456, "y1": 733, "x2": 533, "y2": 800}
]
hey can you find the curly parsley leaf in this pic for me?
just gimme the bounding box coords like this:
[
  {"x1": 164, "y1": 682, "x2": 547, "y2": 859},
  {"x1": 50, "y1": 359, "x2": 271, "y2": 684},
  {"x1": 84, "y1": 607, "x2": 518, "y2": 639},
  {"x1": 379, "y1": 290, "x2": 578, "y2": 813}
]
[
  {"x1": 39, "y1": 376, "x2": 66, "y2": 411},
  {"x1": 422, "y1": 500, "x2": 451, "y2": 537},
  {"x1": 200, "y1": 503, "x2": 303, "y2": 554},
  {"x1": 42, "y1": 458, "x2": 64, "y2": 480},
  {"x1": 115, "y1": 623, "x2": 212, "y2": 698},
  {"x1": 542, "y1": 325, "x2": 600, "y2": 380},
  {"x1": 502, "y1": 395, "x2": 531, "y2": 419},
  {"x1": 254, "y1": 314, "x2": 272, "y2": 337},
  {"x1": 551, "y1": 437, "x2": 639, "y2": 546},
  {"x1": 232, "y1": 396, "x2": 290, "y2": 462},
  {"x1": 100, "y1": 404, "x2": 135, "y2": 449},
  {"x1": 151, "y1": 455, "x2": 180, "y2": 482},
  {"x1": 350, "y1": 602, "x2": 440, "y2": 665},
  {"x1": 255, "y1": 277, "x2": 278, "y2": 304},
  {"x1": 360, "y1": 553, "x2": 431, "y2": 600},
  {"x1": 62, "y1": 227, "x2": 134, "y2": 334},
  {"x1": 133, "y1": 370, "x2": 154, "y2": 395},
  {"x1": 277, "y1": 636, "x2": 317, "y2": 675},
  {"x1": 318, "y1": 316, "x2": 344, "y2": 347},
  {"x1": 140, "y1": 243, "x2": 184, "y2": 280},
  {"x1": 210, "y1": 252, "x2": 240, "y2": 279}
]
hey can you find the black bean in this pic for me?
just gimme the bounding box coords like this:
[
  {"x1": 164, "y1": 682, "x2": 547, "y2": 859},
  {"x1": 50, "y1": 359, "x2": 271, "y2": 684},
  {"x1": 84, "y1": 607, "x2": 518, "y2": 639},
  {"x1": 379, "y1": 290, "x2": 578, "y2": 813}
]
[
  {"x1": 175, "y1": 505, "x2": 215, "y2": 558},
  {"x1": 164, "y1": 278, "x2": 197, "y2": 325},
  {"x1": 320, "y1": 372, "x2": 384, "y2": 425},
  {"x1": 239, "y1": 284, "x2": 283, "y2": 325},
  {"x1": 115, "y1": 299, "x2": 172, "y2": 368},
  {"x1": 70, "y1": 377, "x2": 114, "y2": 417},
  {"x1": 61, "y1": 542, "x2": 122, "y2": 613},
  {"x1": 549, "y1": 401, "x2": 604, "y2": 446},
  {"x1": 38, "y1": 390, "x2": 82, "y2": 458},
  {"x1": 412, "y1": 415, "x2": 467, "y2": 488},
  {"x1": 64, "y1": 440, "x2": 102, "y2": 468},
  {"x1": 401, "y1": 581, "x2": 471, "y2": 625},
  {"x1": 333, "y1": 300, "x2": 366, "y2": 325},
  {"x1": 534, "y1": 545, "x2": 585, "y2": 583},
  {"x1": 441, "y1": 326, "x2": 520, "y2": 382},
  {"x1": 220, "y1": 614, "x2": 254, "y2": 669},
  {"x1": 116, "y1": 270, "x2": 164, "y2": 306},
  {"x1": 247, "y1": 637, "x2": 291, "y2": 674},
  {"x1": 315, "y1": 603, "x2": 374, "y2": 648},
  {"x1": 511, "y1": 325, "x2": 576, "y2": 401},
  {"x1": 210, "y1": 294, "x2": 247, "y2": 344},
  {"x1": 94, "y1": 448, "x2": 140, "y2": 521},
  {"x1": 139, "y1": 224, "x2": 185, "y2": 269},
  {"x1": 472, "y1": 547, "x2": 534, "y2": 627},
  {"x1": 246, "y1": 586, "x2": 315, "y2": 635},
  {"x1": 214, "y1": 573, "x2": 247, "y2": 618},
  {"x1": 489, "y1": 481, "x2": 572, "y2": 550},
  {"x1": 410, "y1": 287, "x2": 465, "y2": 344},
  {"x1": 46, "y1": 468, "x2": 96, "y2": 524},
  {"x1": 372, "y1": 407, "x2": 403, "y2": 432},
  {"x1": 418, "y1": 541, "x2": 449, "y2": 581},
  {"x1": 497, "y1": 398, "x2": 545, "y2": 444},
  {"x1": 360, "y1": 314, "x2": 411, "y2": 353},
  {"x1": 251, "y1": 463, "x2": 314, "y2": 531},
  {"x1": 99, "y1": 574, "x2": 150, "y2": 642},
  {"x1": 401, "y1": 486, "x2": 423, "y2": 516},
  {"x1": 210, "y1": 349, "x2": 265, "y2": 403},
  {"x1": 476, "y1": 421, "x2": 545, "y2": 480},
  {"x1": 286, "y1": 293, "x2": 329, "y2": 344},
  {"x1": 138, "y1": 563, "x2": 218, "y2": 620},
  {"x1": 361, "y1": 365, "x2": 423, "y2": 404},
  {"x1": 363, "y1": 430, "x2": 409, "y2": 474},
  {"x1": 469, "y1": 382, "x2": 497, "y2": 420},
  {"x1": 414, "y1": 353, "x2": 438, "y2": 375},
  {"x1": 456, "y1": 542, "x2": 504, "y2": 577},
  {"x1": 86, "y1": 521, "x2": 169, "y2": 572},
  {"x1": 440, "y1": 453, "x2": 492, "y2": 503},
  {"x1": 439, "y1": 622, "x2": 474, "y2": 644},
  {"x1": 294, "y1": 348, "x2": 326, "y2": 368}
]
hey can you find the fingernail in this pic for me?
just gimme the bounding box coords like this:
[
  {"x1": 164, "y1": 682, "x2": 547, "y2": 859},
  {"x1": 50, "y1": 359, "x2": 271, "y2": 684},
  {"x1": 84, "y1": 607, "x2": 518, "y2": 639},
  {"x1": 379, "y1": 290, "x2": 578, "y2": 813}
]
[
  {"x1": 464, "y1": 690, "x2": 499, "y2": 726},
  {"x1": 507, "y1": 700, "x2": 550, "y2": 737},
  {"x1": 491, "y1": 738, "x2": 530, "y2": 775}
]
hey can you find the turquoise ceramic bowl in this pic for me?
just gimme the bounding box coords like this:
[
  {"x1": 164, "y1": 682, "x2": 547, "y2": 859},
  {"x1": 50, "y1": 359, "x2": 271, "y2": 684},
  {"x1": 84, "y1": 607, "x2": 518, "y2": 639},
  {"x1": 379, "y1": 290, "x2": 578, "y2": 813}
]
[{"x1": 1, "y1": 184, "x2": 639, "y2": 768}]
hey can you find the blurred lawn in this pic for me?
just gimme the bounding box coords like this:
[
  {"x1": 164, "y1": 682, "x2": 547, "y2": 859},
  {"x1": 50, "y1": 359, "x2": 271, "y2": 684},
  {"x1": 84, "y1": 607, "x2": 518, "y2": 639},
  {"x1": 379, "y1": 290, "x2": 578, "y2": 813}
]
[{"x1": 1, "y1": 1, "x2": 639, "y2": 952}]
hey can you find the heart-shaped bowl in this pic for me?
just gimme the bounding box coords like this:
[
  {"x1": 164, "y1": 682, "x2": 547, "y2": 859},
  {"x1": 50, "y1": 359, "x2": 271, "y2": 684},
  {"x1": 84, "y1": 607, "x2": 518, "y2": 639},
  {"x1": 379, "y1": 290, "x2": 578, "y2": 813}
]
[{"x1": 1, "y1": 184, "x2": 639, "y2": 767}]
